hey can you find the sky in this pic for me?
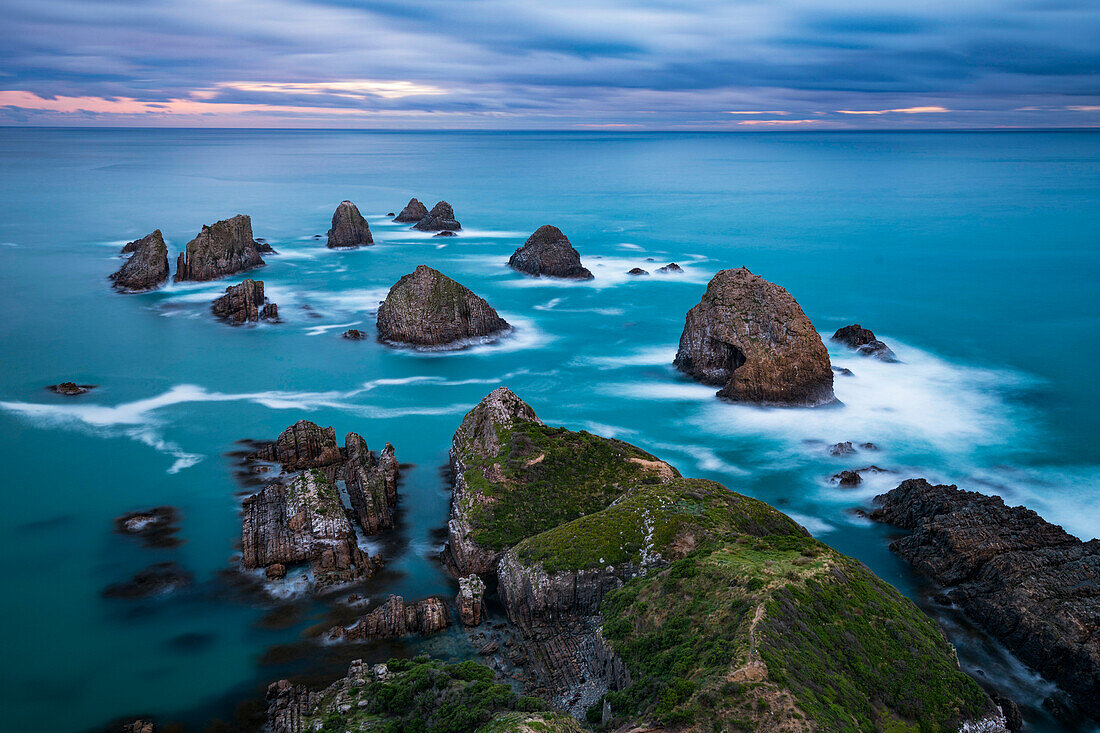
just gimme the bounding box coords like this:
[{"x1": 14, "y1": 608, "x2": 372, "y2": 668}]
[{"x1": 1, "y1": 0, "x2": 1098, "y2": 129}]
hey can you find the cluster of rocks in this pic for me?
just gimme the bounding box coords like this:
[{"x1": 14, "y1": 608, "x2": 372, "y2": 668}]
[
  {"x1": 393, "y1": 197, "x2": 461, "y2": 232},
  {"x1": 832, "y1": 323, "x2": 897, "y2": 362},
  {"x1": 210, "y1": 279, "x2": 279, "y2": 324},
  {"x1": 508, "y1": 225, "x2": 593, "y2": 280},
  {"x1": 327, "y1": 594, "x2": 450, "y2": 641},
  {"x1": 871, "y1": 478, "x2": 1100, "y2": 724}
]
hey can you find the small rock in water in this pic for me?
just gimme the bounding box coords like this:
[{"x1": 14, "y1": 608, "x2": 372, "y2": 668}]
[
  {"x1": 832, "y1": 324, "x2": 898, "y2": 362},
  {"x1": 342, "y1": 329, "x2": 367, "y2": 340},
  {"x1": 434, "y1": 230, "x2": 457, "y2": 237},
  {"x1": 627, "y1": 267, "x2": 649, "y2": 276},
  {"x1": 657, "y1": 262, "x2": 683, "y2": 273},
  {"x1": 832, "y1": 366, "x2": 854, "y2": 376},
  {"x1": 860, "y1": 442, "x2": 878, "y2": 450},
  {"x1": 386, "y1": 212, "x2": 396, "y2": 217},
  {"x1": 103, "y1": 562, "x2": 193, "y2": 599},
  {"x1": 211, "y1": 279, "x2": 279, "y2": 325},
  {"x1": 48, "y1": 382, "x2": 96, "y2": 396},
  {"x1": 832, "y1": 470, "x2": 862, "y2": 487},
  {"x1": 394, "y1": 197, "x2": 429, "y2": 223},
  {"x1": 113, "y1": 506, "x2": 182, "y2": 548},
  {"x1": 829, "y1": 441, "x2": 856, "y2": 456}
]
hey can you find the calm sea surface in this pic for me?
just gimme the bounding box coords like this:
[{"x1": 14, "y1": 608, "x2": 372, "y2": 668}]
[{"x1": 0, "y1": 128, "x2": 1097, "y2": 731}]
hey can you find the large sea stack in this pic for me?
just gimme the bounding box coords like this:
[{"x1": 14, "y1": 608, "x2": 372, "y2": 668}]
[
  {"x1": 412, "y1": 201, "x2": 461, "y2": 231},
  {"x1": 508, "y1": 225, "x2": 593, "y2": 280},
  {"x1": 110, "y1": 230, "x2": 169, "y2": 292},
  {"x1": 326, "y1": 200, "x2": 373, "y2": 248},
  {"x1": 376, "y1": 265, "x2": 509, "y2": 348},
  {"x1": 393, "y1": 197, "x2": 428, "y2": 223},
  {"x1": 674, "y1": 267, "x2": 835, "y2": 406},
  {"x1": 210, "y1": 279, "x2": 278, "y2": 324},
  {"x1": 175, "y1": 214, "x2": 266, "y2": 282},
  {"x1": 871, "y1": 478, "x2": 1100, "y2": 723}
]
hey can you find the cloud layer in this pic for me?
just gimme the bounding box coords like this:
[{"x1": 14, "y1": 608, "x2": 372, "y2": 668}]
[{"x1": 0, "y1": 0, "x2": 1097, "y2": 128}]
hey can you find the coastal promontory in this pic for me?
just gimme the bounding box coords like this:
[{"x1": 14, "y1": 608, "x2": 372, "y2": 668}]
[
  {"x1": 326, "y1": 200, "x2": 373, "y2": 248},
  {"x1": 110, "y1": 230, "x2": 168, "y2": 292},
  {"x1": 508, "y1": 225, "x2": 593, "y2": 280},
  {"x1": 376, "y1": 265, "x2": 509, "y2": 348},
  {"x1": 674, "y1": 267, "x2": 835, "y2": 406},
  {"x1": 174, "y1": 214, "x2": 267, "y2": 282}
]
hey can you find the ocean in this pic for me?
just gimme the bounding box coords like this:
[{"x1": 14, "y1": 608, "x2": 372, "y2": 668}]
[{"x1": 0, "y1": 128, "x2": 1097, "y2": 731}]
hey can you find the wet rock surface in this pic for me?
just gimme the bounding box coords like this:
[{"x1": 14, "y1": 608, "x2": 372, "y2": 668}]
[
  {"x1": 434, "y1": 230, "x2": 457, "y2": 237},
  {"x1": 674, "y1": 267, "x2": 835, "y2": 406},
  {"x1": 657, "y1": 262, "x2": 683, "y2": 273},
  {"x1": 113, "y1": 507, "x2": 182, "y2": 548},
  {"x1": 341, "y1": 329, "x2": 366, "y2": 340},
  {"x1": 103, "y1": 562, "x2": 193, "y2": 599},
  {"x1": 210, "y1": 279, "x2": 279, "y2": 324},
  {"x1": 174, "y1": 214, "x2": 267, "y2": 282},
  {"x1": 326, "y1": 200, "x2": 373, "y2": 248},
  {"x1": 327, "y1": 594, "x2": 450, "y2": 641},
  {"x1": 111, "y1": 230, "x2": 169, "y2": 292},
  {"x1": 832, "y1": 470, "x2": 862, "y2": 487},
  {"x1": 412, "y1": 201, "x2": 461, "y2": 231},
  {"x1": 870, "y1": 478, "x2": 1100, "y2": 722},
  {"x1": 376, "y1": 264, "x2": 509, "y2": 348},
  {"x1": 832, "y1": 323, "x2": 898, "y2": 362},
  {"x1": 393, "y1": 197, "x2": 428, "y2": 223},
  {"x1": 48, "y1": 382, "x2": 96, "y2": 396},
  {"x1": 508, "y1": 225, "x2": 593, "y2": 280},
  {"x1": 627, "y1": 267, "x2": 648, "y2": 276}
]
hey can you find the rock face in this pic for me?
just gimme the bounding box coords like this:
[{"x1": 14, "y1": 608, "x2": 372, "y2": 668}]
[
  {"x1": 673, "y1": 267, "x2": 835, "y2": 406},
  {"x1": 870, "y1": 479, "x2": 1100, "y2": 723},
  {"x1": 326, "y1": 200, "x2": 373, "y2": 248},
  {"x1": 328, "y1": 595, "x2": 450, "y2": 641},
  {"x1": 240, "y1": 470, "x2": 382, "y2": 588},
  {"x1": 393, "y1": 197, "x2": 429, "y2": 223},
  {"x1": 174, "y1": 214, "x2": 266, "y2": 282},
  {"x1": 48, "y1": 382, "x2": 95, "y2": 396},
  {"x1": 456, "y1": 574, "x2": 486, "y2": 626},
  {"x1": 210, "y1": 279, "x2": 279, "y2": 324},
  {"x1": 376, "y1": 265, "x2": 510, "y2": 348},
  {"x1": 249, "y1": 420, "x2": 343, "y2": 473},
  {"x1": 832, "y1": 324, "x2": 898, "y2": 362},
  {"x1": 111, "y1": 230, "x2": 169, "y2": 292},
  {"x1": 507, "y1": 225, "x2": 593, "y2": 280},
  {"x1": 342, "y1": 434, "x2": 398, "y2": 535},
  {"x1": 412, "y1": 201, "x2": 461, "y2": 231}
]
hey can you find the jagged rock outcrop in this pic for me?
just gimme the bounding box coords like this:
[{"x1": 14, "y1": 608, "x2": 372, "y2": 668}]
[
  {"x1": 112, "y1": 230, "x2": 169, "y2": 292},
  {"x1": 48, "y1": 382, "x2": 95, "y2": 396},
  {"x1": 326, "y1": 200, "x2": 373, "y2": 248},
  {"x1": 832, "y1": 324, "x2": 898, "y2": 362},
  {"x1": 210, "y1": 279, "x2": 278, "y2": 324},
  {"x1": 393, "y1": 197, "x2": 429, "y2": 223},
  {"x1": 412, "y1": 201, "x2": 461, "y2": 231},
  {"x1": 498, "y1": 553, "x2": 642, "y2": 628},
  {"x1": 328, "y1": 595, "x2": 450, "y2": 641},
  {"x1": 657, "y1": 262, "x2": 683, "y2": 274},
  {"x1": 376, "y1": 265, "x2": 510, "y2": 348},
  {"x1": 508, "y1": 225, "x2": 593, "y2": 280},
  {"x1": 342, "y1": 433, "x2": 398, "y2": 535},
  {"x1": 870, "y1": 479, "x2": 1100, "y2": 722},
  {"x1": 249, "y1": 420, "x2": 343, "y2": 473},
  {"x1": 673, "y1": 267, "x2": 835, "y2": 406},
  {"x1": 456, "y1": 574, "x2": 486, "y2": 626},
  {"x1": 240, "y1": 470, "x2": 381, "y2": 588},
  {"x1": 174, "y1": 214, "x2": 266, "y2": 282}
]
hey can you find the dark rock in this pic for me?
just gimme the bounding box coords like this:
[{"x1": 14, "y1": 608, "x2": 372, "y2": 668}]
[
  {"x1": 376, "y1": 265, "x2": 510, "y2": 348},
  {"x1": 860, "y1": 442, "x2": 878, "y2": 450},
  {"x1": 456, "y1": 574, "x2": 486, "y2": 626},
  {"x1": 121, "y1": 720, "x2": 156, "y2": 733},
  {"x1": 103, "y1": 562, "x2": 193, "y2": 599},
  {"x1": 327, "y1": 595, "x2": 450, "y2": 641},
  {"x1": 265, "y1": 563, "x2": 286, "y2": 580},
  {"x1": 412, "y1": 201, "x2": 461, "y2": 231},
  {"x1": 211, "y1": 279, "x2": 279, "y2": 324},
  {"x1": 478, "y1": 641, "x2": 500, "y2": 655},
  {"x1": 627, "y1": 267, "x2": 649, "y2": 276},
  {"x1": 386, "y1": 212, "x2": 395, "y2": 217},
  {"x1": 989, "y1": 691, "x2": 1022, "y2": 731},
  {"x1": 434, "y1": 230, "x2": 457, "y2": 237},
  {"x1": 1043, "y1": 691, "x2": 1085, "y2": 726},
  {"x1": 248, "y1": 420, "x2": 343, "y2": 472},
  {"x1": 507, "y1": 225, "x2": 593, "y2": 280},
  {"x1": 674, "y1": 268, "x2": 835, "y2": 406},
  {"x1": 832, "y1": 324, "x2": 898, "y2": 362},
  {"x1": 326, "y1": 200, "x2": 373, "y2": 248},
  {"x1": 48, "y1": 382, "x2": 95, "y2": 396},
  {"x1": 656, "y1": 262, "x2": 683, "y2": 274},
  {"x1": 113, "y1": 506, "x2": 182, "y2": 548},
  {"x1": 342, "y1": 434, "x2": 398, "y2": 535},
  {"x1": 832, "y1": 366, "x2": 854, "y2": 376},
  {"x1": 870, "y1": 478, "x2": 1100, "y2": 722},
  {"x1": 175, "y1": 214, "x2": 266, "y2": 282},
  {"x1": 342, "y1": 329, "x2": 366, "y2": 340},
  {"x1": 831, "y1": 470, "x2": 862, "y2": 487},
  {"x1": 393, "y1": 197, "x2": 429, "y2": 223},
  {"x1": 830, "y1": 441, "x2": 856, "y2": 456},
  {"x1": 111, "y1": 230, "x2": 169, "y2": 292}
]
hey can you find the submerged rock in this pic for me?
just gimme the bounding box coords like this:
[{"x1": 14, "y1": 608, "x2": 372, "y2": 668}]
[
  {"x1": 434, "y1": 230, "x2": 457, "y2": 237},
  {"x1": 210, "y1": 279, "x2": 279, "y2": 324},
  {"x1": 870, "y1": 478, "x2": 1100, "y2": 722},
  {"x1": 113, "y1": 506, "x2": 182, "y2": 548},
  {"x1": 657, "y1": 262, "x2": 683, "y2": 274},
  {"x1": 674, "y1": 267, "x2": 835, "y2": 406},
  {"x1": 327, "y1": 595, "x2": 450, "y2": 641},
  {"x1": 341, "y1": 329, "x2": 366, "y2": 340},
  {"x1": 507, "y1": 225, "x2": 593, "y2": 280},
  {"x1": 376, "y1": 265, "x2": 509, "y2": 348},
  {"x1": 174, "y1": 214, "x2": 266, "y2": 282},
  {"x1": 627, "y1": 267, "x2": 648, "y2": 276},
  {"x1": 103, "y1": 562, "x2": 193, "y2": 599},
  {"x1": 393, "y1": 197, "x2": 429, "y2": 223},
  {"x1": 326, "y1": 200, "x2": 373, "y2": 248},
  {"x1": 829, "y1": 441, "x2": 856, "y2": 456},
  {"x1": 832, "y1": 324, "x2": 898, "y2": 362},
  {"x1": 48, "y1": 382, "x2": 95, "y2": 396},
  {"x1": 412, "y1": 201, "x2": 461, "y2": 231},
  {"x1": 832, "y1": 470, "x2": 862, "y2": 487},
  {"x1": 457, "y1": 574, "x2": 486, "y2": 626},
  {"x1": 111, "y1": 230, "x2": 169, "y2": 292}
]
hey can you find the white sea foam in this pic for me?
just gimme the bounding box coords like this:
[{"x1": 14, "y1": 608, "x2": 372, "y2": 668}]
[
  {"x1": 464, "y1": 254, "x2": 711, "y2": 290},
  {"x1": 386, "y1": 314, "x2": 550, "y2": 358},
  {"x1": 784, "y1": 512, "x2": 836, "y2": 535},
  {"x1": 580, "y1": 346, "x2": 679, "y2": 369},
  {"x1": 618, "y1": 243, "x2": 644, "y2": 251},
  {"x1": 304, "y1": 321, "x2": 361, "y2": 336}
]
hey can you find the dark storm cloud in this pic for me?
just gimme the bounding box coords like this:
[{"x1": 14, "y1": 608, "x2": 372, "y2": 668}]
[{"x1": 0, "y1": 0, "x2": 1096, "y2": 127}]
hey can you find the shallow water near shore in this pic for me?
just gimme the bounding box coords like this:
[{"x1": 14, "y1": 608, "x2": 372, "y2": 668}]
[{"x1": 0, "y1": 128, "x2": 1098, "y2": 731}]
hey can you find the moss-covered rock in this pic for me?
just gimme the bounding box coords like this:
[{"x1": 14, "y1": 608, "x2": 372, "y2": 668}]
[{"x1": 376, "y1": 265, "x2": 509, "y2": 348}]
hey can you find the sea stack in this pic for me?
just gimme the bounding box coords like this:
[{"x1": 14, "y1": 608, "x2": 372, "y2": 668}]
[
  {"x1": 111, "y1": 230, "x2": 169, "y2": 292},
  {"x1": 412, "y1": 201, "x2": 461, "y2": 231},
  {"x1": 832, "y1": 324, "x2": 898, "y2": 362},
  {"x1": 175, "y1": 214, "x2": 266, "y2": 282},
  {"x1": 376, "y1": 265, "x2": 509, "y2": 348},
  {"x1": 326, "y1": 200, "x2": 373, "y2": 248},
  {"x1": 674, "y1": 267, "x2": 835, "y2": 406},
  {"x1": 393, "y1": 198, "x2": 428, "y2": 223},
  {"x1": 210, "y1": 279, "x2": 279, "y2": 324},
  {"x1": 508, "y1": 225, "x2": 593, "y2": 280}
]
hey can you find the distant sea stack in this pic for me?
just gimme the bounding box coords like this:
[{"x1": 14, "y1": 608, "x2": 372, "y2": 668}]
[
  {"x1": 393, "y1": 198, "x2": 428, "y2": 223},
  {"x1": 326, "y1": 200, "x2": 373, "y2": 248},
  {"x1": 674, "y1": 267, "x2": 835, "y2": 406},
  {"x1": 832, "y1": 324, "x2": 898, "y2": 362},
  {"x1": 110, "y1": 230, "x2": 168, "y2": 292},
  {"x1": 175, "y1": 214, "x2": 266, "y2": 282},
  {"x1": 376, "y1": 265, "x2": 509, "y2": 349},
  {"x1": 508, "y1": 225, "x2": 593, "y2": 280},
  {"x1": 412, "y1": 201, "x2": 461, "y2": 231},
  {"x1": 211, "y1": 279, "x2": 279, "y2": 324}
]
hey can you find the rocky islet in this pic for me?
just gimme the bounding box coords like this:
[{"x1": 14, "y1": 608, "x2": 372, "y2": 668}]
[
  {"x1": 326, "y1": 200, "x2": 373, "y2": 248},
  {"x1": 111, "y1": 229, "x2": 169, "y2": 292},
  {"x1": 508, "y1": 225, "x2": 594, "y2": 280},
  {"x1": 175, "y1": 214, "x2": 268, "y2": 282},
  {"x1": 210, "y1": 279, "x2": 279, "y2": 324}
]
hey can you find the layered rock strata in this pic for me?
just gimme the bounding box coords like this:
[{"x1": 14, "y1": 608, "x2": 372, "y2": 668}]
[
  {"x1": 326, "y1": 200, "x2": 373, "y2": 248},
  {"x1": 342, "y1": 433, "x2": 398, "y2": 535},
  {"x1": 111, "y1": 230, "x2": 169, "y2": 292},
  {"x1": 508, "y1": 225, "x2": 593, "y2": 280},
  {"x1": 456, "y1": 574, "x2": 486, "y2": 626},
  {"x1": 376, "y1": 265, "x2": 509, "y2": 348},
  {"x1": 175, "y1": 214, "x2": 266, "y2": 281},
  {"x1": 328, "y1": 594, "x2": 450, "y2": 641},
  {"x1": 210, "y1": 279, "x2": 278, "y2": 324}
]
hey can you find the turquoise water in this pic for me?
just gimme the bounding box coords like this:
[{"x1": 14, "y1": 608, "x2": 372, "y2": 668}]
[{"x1": 0, "y1": 128, "x2": 1097, "y2": 731}]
